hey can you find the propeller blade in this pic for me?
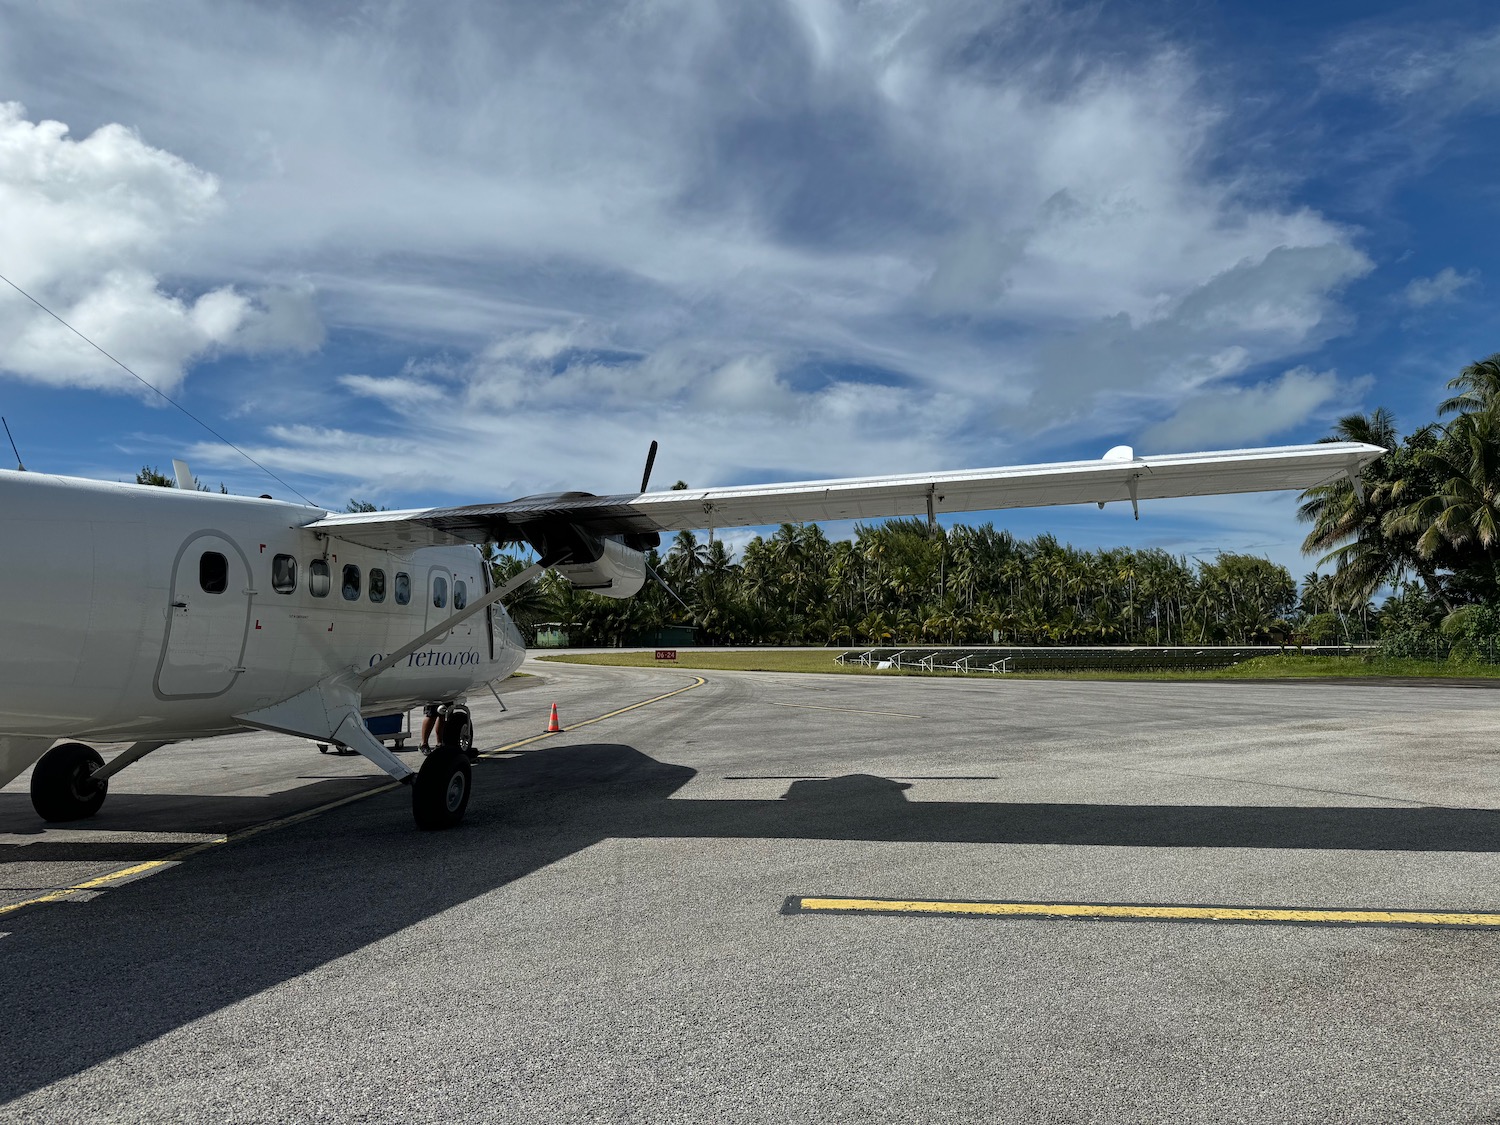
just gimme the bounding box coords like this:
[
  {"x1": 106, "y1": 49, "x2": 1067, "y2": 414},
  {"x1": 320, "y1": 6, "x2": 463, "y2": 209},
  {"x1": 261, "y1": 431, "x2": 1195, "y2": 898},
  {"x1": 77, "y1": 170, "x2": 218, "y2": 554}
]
[{"x1": 640, "y1": 439, "x2": 659, "y2": 493}]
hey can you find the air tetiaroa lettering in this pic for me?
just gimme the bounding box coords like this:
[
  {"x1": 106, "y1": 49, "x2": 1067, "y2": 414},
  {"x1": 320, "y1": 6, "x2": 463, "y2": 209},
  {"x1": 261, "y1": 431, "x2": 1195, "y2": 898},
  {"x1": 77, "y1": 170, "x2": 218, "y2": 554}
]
[{"x1": 367, "y1": 650, "x2": 482, "y2": 669}]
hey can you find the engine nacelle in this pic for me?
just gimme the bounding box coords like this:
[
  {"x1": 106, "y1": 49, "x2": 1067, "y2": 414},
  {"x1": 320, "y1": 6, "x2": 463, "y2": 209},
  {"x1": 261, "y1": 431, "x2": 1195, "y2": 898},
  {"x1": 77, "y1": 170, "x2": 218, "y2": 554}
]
[{"x1": 552, "y1": 535, "x2": 646, "y2": 599}]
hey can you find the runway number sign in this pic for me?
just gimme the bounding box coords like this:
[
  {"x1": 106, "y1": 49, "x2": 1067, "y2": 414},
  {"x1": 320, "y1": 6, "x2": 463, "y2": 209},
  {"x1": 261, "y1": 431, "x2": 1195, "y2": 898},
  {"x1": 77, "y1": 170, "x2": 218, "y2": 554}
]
[{"x1": 655, "y1": 649, "x2": 677, "y2": 661}]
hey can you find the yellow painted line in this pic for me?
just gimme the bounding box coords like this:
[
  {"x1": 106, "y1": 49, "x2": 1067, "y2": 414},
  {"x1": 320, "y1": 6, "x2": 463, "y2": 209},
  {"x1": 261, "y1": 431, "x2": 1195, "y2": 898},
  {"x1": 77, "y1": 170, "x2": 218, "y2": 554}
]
[
  {"x1": 783, "y1": 896, "x2": 1500, "y2": 929},
  {"x1": 0, "y1": 676, "x2": 708, "y2": 919},
  {"x1": 760, "y1": 700, "x2": 922, "y2": 719},
  {"x1": 477, "y1": 676, "x2": 707, "y2": 756},
  {"x1": 0, "y1": 857, "x2": 193, "y2": 917}
]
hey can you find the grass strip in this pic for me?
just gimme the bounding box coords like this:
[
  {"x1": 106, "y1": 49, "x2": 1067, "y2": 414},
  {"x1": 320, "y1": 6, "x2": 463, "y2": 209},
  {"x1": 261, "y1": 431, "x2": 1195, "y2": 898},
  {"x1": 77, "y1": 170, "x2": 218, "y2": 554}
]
[{"x1": 536, "y1": 650, "x2": 1500, "y2": 682}]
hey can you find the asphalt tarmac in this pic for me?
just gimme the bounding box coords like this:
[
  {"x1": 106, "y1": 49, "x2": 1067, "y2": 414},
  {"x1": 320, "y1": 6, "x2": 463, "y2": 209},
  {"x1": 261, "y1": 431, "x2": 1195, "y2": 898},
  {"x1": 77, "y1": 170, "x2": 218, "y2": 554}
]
[{"x1": 3, "y1": 661, "x2": 1500, "y2": 1123}]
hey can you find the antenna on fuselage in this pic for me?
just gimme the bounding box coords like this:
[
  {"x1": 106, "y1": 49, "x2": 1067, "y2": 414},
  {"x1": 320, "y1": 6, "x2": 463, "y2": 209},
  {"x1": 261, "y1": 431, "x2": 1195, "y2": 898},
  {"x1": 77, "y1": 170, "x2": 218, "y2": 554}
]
[{"x1": 2, "y1": 417, "x2": 24, "y2": 471}]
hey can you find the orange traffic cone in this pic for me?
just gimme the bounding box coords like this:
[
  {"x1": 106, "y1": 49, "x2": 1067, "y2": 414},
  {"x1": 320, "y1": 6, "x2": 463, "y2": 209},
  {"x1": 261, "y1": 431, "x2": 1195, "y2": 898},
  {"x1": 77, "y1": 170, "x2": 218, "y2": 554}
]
[{"x1": 546, "y1": 702, "x2": 562, "y2": 733}]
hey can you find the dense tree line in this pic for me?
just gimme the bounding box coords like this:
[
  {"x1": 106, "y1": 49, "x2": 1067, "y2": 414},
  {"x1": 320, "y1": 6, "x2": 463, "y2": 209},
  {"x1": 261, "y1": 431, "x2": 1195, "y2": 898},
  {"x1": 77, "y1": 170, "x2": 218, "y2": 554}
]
[{"x1": 496, "y1": 523, "x2": 1317, "y2": 649}]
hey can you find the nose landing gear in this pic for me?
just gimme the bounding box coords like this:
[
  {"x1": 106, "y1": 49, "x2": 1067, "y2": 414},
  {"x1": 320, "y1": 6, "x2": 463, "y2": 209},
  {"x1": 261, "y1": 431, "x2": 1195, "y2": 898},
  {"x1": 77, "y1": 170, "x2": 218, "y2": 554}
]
[
  {"x1": 30, "y1": 742, "x2": 107, "y2": 822},
  {"x1": 440, "y1": 705, "x2": 475, "y2": 762}
]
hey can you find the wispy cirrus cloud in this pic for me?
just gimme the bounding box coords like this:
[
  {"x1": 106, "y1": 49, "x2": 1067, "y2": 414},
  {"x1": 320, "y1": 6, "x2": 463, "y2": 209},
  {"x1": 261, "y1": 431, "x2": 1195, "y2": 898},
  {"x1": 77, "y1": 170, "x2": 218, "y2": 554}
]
[
  {"x1": 1403, "y1": 266, "x2": 1479, "y2": 307},
  {"x1": 1321, "y1": 22, "x2": 1500, "y2": 115},
  {"x1": 1141, "y1": 366, "x2": 1371, "y2": 453}
]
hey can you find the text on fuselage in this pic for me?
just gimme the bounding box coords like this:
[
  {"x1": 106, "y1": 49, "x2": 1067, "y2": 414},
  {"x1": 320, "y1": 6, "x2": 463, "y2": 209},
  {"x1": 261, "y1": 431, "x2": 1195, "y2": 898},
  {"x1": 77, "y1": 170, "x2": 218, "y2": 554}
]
[{"x1": 368, "y1": 649, "x2": 483, "y2": 668}]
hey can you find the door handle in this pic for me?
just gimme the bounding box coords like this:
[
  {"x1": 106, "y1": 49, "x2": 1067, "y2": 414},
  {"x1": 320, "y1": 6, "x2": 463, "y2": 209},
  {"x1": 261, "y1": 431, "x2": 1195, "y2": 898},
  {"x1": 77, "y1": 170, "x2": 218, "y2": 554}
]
[{"x1": 172, "y1": 601, "x2": 188, "y2": 609}]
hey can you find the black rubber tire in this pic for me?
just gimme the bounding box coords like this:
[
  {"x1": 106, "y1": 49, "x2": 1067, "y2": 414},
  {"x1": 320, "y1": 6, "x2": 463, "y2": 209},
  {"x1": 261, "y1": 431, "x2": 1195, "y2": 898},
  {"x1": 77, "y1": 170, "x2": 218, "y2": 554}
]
[
  {"x1": 412, "y1": 747, "x2": 471, "y2": 830},
  {"x1": 441, "y1": 708, "x2": 474, "y2": 760},
  {"x1": 30, "y1": 742, "x2": 108, "y2": 823}
]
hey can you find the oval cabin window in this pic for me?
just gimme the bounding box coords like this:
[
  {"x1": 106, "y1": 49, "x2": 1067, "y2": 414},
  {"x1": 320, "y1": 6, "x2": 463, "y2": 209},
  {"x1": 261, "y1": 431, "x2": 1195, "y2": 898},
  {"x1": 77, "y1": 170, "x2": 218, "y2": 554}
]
[
  {"x1": 454, "y1": 579, "x2": 467, "y2": 610},
  {"x1": 342, "y1": 565, "x2": 361, "y2": 601},
  {"x1": 433, "y1": 575, "x2": 448, "y2": 609},
  {"x1": 309, "y1": 559, "x2": 330, "y2": 598},
  {"x1": 369, "y1": 568, "x2": 386, "y2": 603},
  {"x1": 394, "y1": 572, "x2": 411, "y2": 605}
]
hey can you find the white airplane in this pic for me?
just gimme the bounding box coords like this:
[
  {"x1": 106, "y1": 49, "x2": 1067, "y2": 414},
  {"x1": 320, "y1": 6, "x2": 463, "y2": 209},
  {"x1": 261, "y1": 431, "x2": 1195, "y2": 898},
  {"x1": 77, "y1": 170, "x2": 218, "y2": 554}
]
[{"x1": 0, "y1": 439, "x2": 1382, "y2": 830}]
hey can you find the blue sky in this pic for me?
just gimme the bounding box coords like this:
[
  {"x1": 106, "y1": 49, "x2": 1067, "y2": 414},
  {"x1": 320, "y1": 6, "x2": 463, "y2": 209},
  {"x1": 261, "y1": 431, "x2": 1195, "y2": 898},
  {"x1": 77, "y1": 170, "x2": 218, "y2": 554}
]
[{"x1": 0, "y1": 0, "x2": 1496, "y2": 577}]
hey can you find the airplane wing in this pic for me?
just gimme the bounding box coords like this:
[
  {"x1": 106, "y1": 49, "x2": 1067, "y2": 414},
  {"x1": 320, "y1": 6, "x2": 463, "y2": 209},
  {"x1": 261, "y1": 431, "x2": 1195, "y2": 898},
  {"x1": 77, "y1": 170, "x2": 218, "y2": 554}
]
[{"x1": 303, "y1": 441, "x2": 1384, "y2": 551}]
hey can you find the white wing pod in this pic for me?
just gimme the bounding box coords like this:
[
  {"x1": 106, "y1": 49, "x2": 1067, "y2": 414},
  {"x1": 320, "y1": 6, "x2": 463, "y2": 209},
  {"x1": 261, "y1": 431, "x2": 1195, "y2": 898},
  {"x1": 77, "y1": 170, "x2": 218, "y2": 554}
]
[{"x1": 552, "y1": 536, "x2": 646, "y2": 599}]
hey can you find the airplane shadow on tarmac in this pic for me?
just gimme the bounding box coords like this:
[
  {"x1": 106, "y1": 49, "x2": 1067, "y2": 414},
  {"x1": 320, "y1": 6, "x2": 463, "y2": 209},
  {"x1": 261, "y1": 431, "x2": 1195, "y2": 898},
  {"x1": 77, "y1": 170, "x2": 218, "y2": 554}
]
[{"x1": 4, "y1": 741, "x2": 1500, "y2": 1100}]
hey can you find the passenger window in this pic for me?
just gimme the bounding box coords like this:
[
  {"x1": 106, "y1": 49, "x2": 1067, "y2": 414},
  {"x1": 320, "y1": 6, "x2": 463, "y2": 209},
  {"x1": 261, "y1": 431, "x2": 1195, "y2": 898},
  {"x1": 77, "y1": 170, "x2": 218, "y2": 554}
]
[
  {"x1": 369, "y1": 568, "x2": 386, "y2": 603},
  {"x1": 433, "y1": 575, "x2": 448, "y2": 609},
  {"x1": 272, "y1": 554, "x2": 297, "y2": 594},
  {"x1": 394, "y1": 572, "x2": 411, "y2": 606},
  {"x1": 199, "y1": 551, "x2": 228, "y2": 594},
  {"x1": 342, "y1": 564, "x2": 361, "y2": 601},
  {"x1": 309, "y1": 559, "x2": 330, "y2": 598},
  {"x1": 453, "y1": 579, "x2": 467, "y2": 610}
]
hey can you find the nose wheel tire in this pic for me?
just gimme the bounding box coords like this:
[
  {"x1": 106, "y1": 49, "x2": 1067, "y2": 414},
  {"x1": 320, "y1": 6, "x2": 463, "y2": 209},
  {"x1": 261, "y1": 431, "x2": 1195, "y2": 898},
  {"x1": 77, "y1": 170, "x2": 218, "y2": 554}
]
[
  {"x1": 412, "y1": 747, "x2": 471, "y2": 830},
  {"x1": 31, "y1": 742, "x2": 108, "y2": 822},
  {"x1": 441, "y1": 706, "x2": 475, "y2": 763}
]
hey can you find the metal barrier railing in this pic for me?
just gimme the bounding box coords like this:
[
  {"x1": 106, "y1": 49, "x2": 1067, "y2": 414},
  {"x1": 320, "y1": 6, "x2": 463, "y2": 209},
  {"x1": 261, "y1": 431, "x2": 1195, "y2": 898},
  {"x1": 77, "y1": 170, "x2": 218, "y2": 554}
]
[{"x1": 834, "y1": 645, "x2": 1367, "y2": 675}]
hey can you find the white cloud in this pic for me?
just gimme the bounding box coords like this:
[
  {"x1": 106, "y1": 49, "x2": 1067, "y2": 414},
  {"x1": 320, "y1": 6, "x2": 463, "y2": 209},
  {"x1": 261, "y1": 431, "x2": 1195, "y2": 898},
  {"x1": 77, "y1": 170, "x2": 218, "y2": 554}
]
[
  {"x1": 1403, "y1": 266, "x2": 1478, "y2": 307},
  {"x1": 0, "y1": 2, "x2": 1379, "y2": 514},
  {"x1": 0, "y1": 102, "x2": 320, "y2": 395},
  {"x1": 1026, "y1": 243, "x2": 1372, "y2": 435},
  {"x1": 1140, "y1": 366, "x2": 1369, "y2": 452},
  {"x1": 338, "y1": 374, "x2": 446, "y2": 407}
]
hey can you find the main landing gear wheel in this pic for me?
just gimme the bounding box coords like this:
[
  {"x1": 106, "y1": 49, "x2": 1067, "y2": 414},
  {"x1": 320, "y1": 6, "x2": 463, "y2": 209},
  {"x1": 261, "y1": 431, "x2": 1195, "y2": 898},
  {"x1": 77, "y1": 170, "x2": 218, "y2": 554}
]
[
  {"x1": 441, "y1": 706, "x2": 475, "y2": 762},
  {"x1": 412, "y1": 747, "x2": 471, "y2": 831},
  {"x1": 31, "y1": 742, "x2": 108, "y2": 823}
]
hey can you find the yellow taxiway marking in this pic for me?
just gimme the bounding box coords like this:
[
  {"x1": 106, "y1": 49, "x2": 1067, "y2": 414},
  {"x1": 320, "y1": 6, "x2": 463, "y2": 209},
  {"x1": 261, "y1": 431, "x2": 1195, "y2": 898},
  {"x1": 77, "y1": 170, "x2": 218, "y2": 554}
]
[
  {"x1": 783, "y1": 896, "x2": 1500, "y2": 929},
  {"x1": 477, "y1": 676, "x2": 708, "y2": 756},
  {"x1": 0, "y1": 858, "x2": 195, "y2": 916},
  {"x1": 760, "y1": 700, "x2": 922, "y2": 719},
  {"x1": 0, "y1": 676, "x2": 708, "y2": 919}
]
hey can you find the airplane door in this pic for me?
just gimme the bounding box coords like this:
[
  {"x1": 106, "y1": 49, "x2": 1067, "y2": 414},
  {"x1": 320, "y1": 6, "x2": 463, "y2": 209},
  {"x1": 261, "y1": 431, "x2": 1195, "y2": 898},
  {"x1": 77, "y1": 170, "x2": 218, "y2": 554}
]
[{"x1": 155, "y1": 533, "x2": 255, "y2": 699}]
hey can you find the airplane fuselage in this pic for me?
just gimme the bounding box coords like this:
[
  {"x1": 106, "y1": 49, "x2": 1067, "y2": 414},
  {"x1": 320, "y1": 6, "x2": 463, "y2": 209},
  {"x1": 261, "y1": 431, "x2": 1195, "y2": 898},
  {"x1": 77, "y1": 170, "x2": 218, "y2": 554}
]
[{"x1": 0, "y1": 471, "x2": 525, "y2": 748}]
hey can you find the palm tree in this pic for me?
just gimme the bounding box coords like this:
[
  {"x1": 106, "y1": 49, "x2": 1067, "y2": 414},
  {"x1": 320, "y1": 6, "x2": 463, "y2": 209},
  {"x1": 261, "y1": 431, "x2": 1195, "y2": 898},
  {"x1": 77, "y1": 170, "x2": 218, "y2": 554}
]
[
  {"x1": 1390, "y1": 407, "x2": 1500, "y2": 583},
  {"x1": 1438, "y1": 354, "x2": 1500, "y2": 417},
  {"x1": 665, "y1": 530, "x2": 708, "y2": 586},
  {"x1": 1299, "y1": 409, "x2": 1452, "y2": 610}
]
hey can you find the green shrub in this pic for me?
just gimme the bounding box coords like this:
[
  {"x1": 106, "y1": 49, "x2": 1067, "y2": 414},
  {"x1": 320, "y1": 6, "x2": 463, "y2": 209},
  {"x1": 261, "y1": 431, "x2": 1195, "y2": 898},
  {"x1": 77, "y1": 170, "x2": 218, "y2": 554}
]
[
  {"x1": 1440, "y1": 604, "x2": 1500, "y2": 663},
  {"x1": 1300, "y1": 612, "x2": 1343, "y2": 645}
]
